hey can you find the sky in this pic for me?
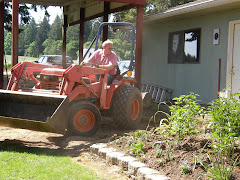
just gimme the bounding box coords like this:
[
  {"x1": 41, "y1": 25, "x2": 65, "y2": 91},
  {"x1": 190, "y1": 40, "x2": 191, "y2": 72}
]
[{"x1": 29, "y1": 6, "x2": 63, "y2": 24}]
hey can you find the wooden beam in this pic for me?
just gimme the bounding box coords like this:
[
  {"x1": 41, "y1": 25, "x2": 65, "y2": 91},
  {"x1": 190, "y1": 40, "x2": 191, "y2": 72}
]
[
  {"x1": 97, "y1": 0, "x2": 146, "y2": 5},
  {"x1": 135, "y1": 5, "x2": 144, "y2": 89},
  {"x1": 103, "y1": 2, "x2": 110, "y2": 42},
  {"x1": 68, "y1": 4, "x2": 136, "y2": 26},
  {"x1": 62, "y1": 14, "x2": 67, "y2": 69},
  {"x1": 79, "y1": 8, "x2": 85, "y2": 64},
  {"x1": 0, "y1": 0, "x2": 4, "y2": 89},
  {"x1": 11, "y1": 0, "x2": 19, "y2": 67}
]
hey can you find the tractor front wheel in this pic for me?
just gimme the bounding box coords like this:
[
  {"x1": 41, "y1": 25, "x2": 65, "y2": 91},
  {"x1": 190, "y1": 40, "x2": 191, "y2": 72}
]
[
  {"x1": 69, "y1": 101, "x2": 101, "y2": 136},
  {"x1": 111, "y1": 84, "x2": 143, "y2": 129}
]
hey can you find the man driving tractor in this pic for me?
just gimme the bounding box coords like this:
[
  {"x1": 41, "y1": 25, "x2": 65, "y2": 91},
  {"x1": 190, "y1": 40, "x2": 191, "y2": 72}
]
[{"x1": 86, "y1": 40, "x2": 117, "y2": 84}]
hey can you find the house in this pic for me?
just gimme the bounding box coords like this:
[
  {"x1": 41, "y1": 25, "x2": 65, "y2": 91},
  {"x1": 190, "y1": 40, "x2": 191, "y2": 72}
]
[{"x1": 142, "y1": 0, "x2": 240, "y2": 104}]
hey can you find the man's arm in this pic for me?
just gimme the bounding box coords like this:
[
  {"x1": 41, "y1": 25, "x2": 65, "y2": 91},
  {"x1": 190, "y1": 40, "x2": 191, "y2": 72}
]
[
  {"x1": 86, "y1": 50, "x2": 97, "y2": 63},
  {"x1": 99, "y1": 62, "x2": 115, "y2": 71}
]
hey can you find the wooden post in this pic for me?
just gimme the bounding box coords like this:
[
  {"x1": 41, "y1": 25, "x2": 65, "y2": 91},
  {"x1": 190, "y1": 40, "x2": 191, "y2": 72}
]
[
  {"x1": 62, "y1": 13, "x2": 67, "y2": 69},
  {"x1": 135, "y1": 5, "x2": 144, "y2": 89},
  {"x1": 11, "y1": 0, "x2": 19, "y2": 67},
  {"x1": 79, "y1": 8, "x2": 85, "y2": 64},
  {"x1": 103, "y1": 2, "x2": 110, "y2": 42},
  {"x1": 0, "y1": 0, "x2": 4, "y2": 89}
]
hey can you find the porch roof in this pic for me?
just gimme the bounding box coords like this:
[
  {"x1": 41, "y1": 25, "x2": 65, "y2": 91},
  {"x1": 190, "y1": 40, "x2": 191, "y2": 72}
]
[{"x1": 4, "y1": 0, "x2": 146, "y2": 25}]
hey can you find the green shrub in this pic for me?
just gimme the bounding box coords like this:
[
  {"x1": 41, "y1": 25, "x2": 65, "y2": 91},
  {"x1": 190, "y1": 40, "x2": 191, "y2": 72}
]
[
  {"x1": 207, "y1": 92, "x2": 240, "y2": 156},
  {"x1": 199, "y1": 150, "x2": 239, "y2": 180},
  {"x1": 167, "y1": 92, "x2": 205, "y2": 139}
]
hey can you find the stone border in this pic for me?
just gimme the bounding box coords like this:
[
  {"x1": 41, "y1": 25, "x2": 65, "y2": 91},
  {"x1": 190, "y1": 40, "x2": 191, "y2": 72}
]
[{"x1": 90, "y1": 143, "x2": 170, "y2": 180}]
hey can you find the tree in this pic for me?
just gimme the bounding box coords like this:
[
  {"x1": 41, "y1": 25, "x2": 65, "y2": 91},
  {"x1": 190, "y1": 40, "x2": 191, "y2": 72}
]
[
  {"x1": 43, "y1": 39, "x2": 62, "y2": 55},
  {"x1": 24, "y1": 18, "x2": 37, "y2": 46},
  {"x1": 88, "y1": 18, "x2": 102, "y2": 42},
  {"x1": 48, "y1": 15, "x2": 62, "y2": 41},
  {"x1": 116, "y1": 0, "x2": 196, "y2": 21},
  {"x1": 66, "y1": 20, "x2": 92, "y2": 43},
  {"x1": 28, "y1": 41, "x2": 38, "y2": 57},
  {"x1": 18, "y1": 28, "x2": 26, "y2": 56},
  {"x1": 4, "y1": 32, "x2": 12, "y2": 55},
  {"x1": 67, "y1": 24, "x2": 80, "y2": 43},
  {"x1": 4, "y1": 3, "x2": 49, "y2": 31},
  {"x1": 35, "y1": 16, "x2": 50, "y2": 56},
  {"x1": 67, "y1": 41, "x2": 79, "y2": 59}
]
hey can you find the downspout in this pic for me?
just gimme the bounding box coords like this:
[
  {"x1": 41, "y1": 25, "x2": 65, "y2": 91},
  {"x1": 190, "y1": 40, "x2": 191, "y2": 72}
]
[{"x1": 218, "y1": 58, "x2": 221, "y2": 98}]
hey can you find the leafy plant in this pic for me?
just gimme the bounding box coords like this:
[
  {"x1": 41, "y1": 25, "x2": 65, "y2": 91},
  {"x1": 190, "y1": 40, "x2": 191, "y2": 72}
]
[
  {"x1": 156, "y1": 149, "x2": 163, "y2": 158},
  {"x1": 208, "y1": 92, "x2": 240, "y2": 156},
  {"x1": 132, "y1": 130, "x2": 150, "y2": 142},
  {"x1": 198, "y1": 150, "x2": 239, "y2": 180},
  {"x1": 181, "y1": 161, "x2": 192, "y2": 174},
  {"x1": 147, "y1": 102, "x2": 170, "y2": 130},
  {"x1": 167, "y1": 92, "x2": 205, "y2": 139},
  {"x1": 128, "y1": 140, "x2": 146, "y2": 156}
]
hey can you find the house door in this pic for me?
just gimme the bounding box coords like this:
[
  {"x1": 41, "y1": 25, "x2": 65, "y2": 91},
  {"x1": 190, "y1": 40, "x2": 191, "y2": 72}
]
[{"x1": 232, "y1": 23, "x2": 240, "y2": 98}]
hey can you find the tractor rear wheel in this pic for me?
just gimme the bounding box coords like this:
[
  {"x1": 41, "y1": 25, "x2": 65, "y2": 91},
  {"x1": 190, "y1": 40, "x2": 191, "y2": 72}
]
[
  {"x1": 69, "y1": 101, "x2": 101, "y2": 136},
  {"x1": 111, "y1": 84, "x2": 143, "y2": 129}
]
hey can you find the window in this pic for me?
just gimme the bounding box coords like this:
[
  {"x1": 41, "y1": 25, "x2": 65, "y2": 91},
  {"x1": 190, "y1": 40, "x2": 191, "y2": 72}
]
[{"x1": 168, "y1": 29, "x2": 201, "y2": 64}]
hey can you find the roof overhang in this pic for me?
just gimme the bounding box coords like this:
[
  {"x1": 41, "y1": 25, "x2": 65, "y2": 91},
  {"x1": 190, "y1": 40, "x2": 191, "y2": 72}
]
[
  {"x1": 4, "y1": 0, "x2": 146, "y2": 25},
  {"x1": 144, "y1": 0, "x2": 240, "y2": 24}
]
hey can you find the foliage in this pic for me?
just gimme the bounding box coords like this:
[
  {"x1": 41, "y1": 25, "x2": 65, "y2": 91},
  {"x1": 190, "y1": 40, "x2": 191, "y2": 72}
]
[
  {"x1": 116, "y1": 0, "x2": 197, "y2": 21},
  {"x1": 126, "y1": 130, "x2": 150, "y2": 156},
  {"x1": 43, "y1": 40, "x2": 62, "y2": 55},
  {"x1": 156, "y1": 149, "x2": 164, "y2": 158},
  {"x1": 67, "y1": 41, "x2": 79, "y2": 60},
  {"x1": 132, "y1": 130, "x2": 150, "y2": 142},
  {"x1": 198, "y1": 150, "x2": 239, "y2": 180},
  {"x1": 48, "y1": 15, "x2": 62, "y2": 41},
  {"x1": 128, "y1": 140, "x2": 146, "y2": 156},
  {"x1": 18, "y1": 29, "x2": 26, "y2": 56},
  {"x1": 67, "y1": 24, "x2": 80, "y2": 44},
  {"x1": 35, "y1": 16, "x2": 50, "y2": 55},
  {"x1": 4, "y1": 3, "x2": 30, "y2": 32},
  {"x1": 24, "y1": 19, "x2": 38, "y2": 46},
  {"x1": 87, "y1": 18, "x2": 103, "y2": 42},
  {"x1": 207, "y1": 92, "x2": 240, "y2": 156},
  {"x1": 4, "y1": 32, "x2": 12, "y2": 55},
  {"x1": 166, "y1": 92, "x2": 205, "y2": 138},
  {"x1": 28, "y1": 41, "x2": 38, "y2": 57},
  {"x1": 4, "y1": 3, "x2": 49, "y2": 32},
  {"x1": 181, "y1": 161, "x2": 191, "y2": 174},
  {"x1": 111, "y1": 39, "x2": 131, "y2": 60},
  {"x1": 3, "y1": 1, "x2": 197, "y2": 60}
]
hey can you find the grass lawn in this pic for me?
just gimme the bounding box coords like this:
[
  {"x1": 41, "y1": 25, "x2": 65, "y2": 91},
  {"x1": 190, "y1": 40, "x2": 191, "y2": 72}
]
[
  {"x1": 0, "y1": 145, "x2": 99, "y2": 180},
  {"x1": 5, "y1": 55, "x2": 38, "y2": 64}
]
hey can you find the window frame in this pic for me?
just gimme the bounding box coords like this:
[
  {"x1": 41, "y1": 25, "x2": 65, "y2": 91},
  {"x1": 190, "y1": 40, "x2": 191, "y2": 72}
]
[{"x1": 168, "y1": 28, "x2": 201, "y2": 64}]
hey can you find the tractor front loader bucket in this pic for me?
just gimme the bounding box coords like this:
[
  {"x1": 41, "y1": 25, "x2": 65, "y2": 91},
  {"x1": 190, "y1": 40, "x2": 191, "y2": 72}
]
[{"x1": 0, "y1": 90, "x2": 70, "y2": 134}]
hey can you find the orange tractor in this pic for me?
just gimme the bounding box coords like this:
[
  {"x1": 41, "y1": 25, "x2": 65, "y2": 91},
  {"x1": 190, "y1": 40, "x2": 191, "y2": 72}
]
[{"x1": 0, "y1": 22, "x2": 143, "y2": 136}]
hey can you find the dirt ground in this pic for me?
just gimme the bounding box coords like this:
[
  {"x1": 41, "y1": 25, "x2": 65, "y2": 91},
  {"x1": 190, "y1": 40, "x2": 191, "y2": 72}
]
[
  {"x1": 0, "y1": 112, "x2": 151, "y2": 180},
  {"x1": 0, "y1": 106, "x2": 240, "y2": 180}
]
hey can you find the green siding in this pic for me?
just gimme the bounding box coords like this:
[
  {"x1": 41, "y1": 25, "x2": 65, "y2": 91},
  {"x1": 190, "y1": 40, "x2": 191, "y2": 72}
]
[{"x1": 142, "y1": 8, "x2": 240, "y2": 104}]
